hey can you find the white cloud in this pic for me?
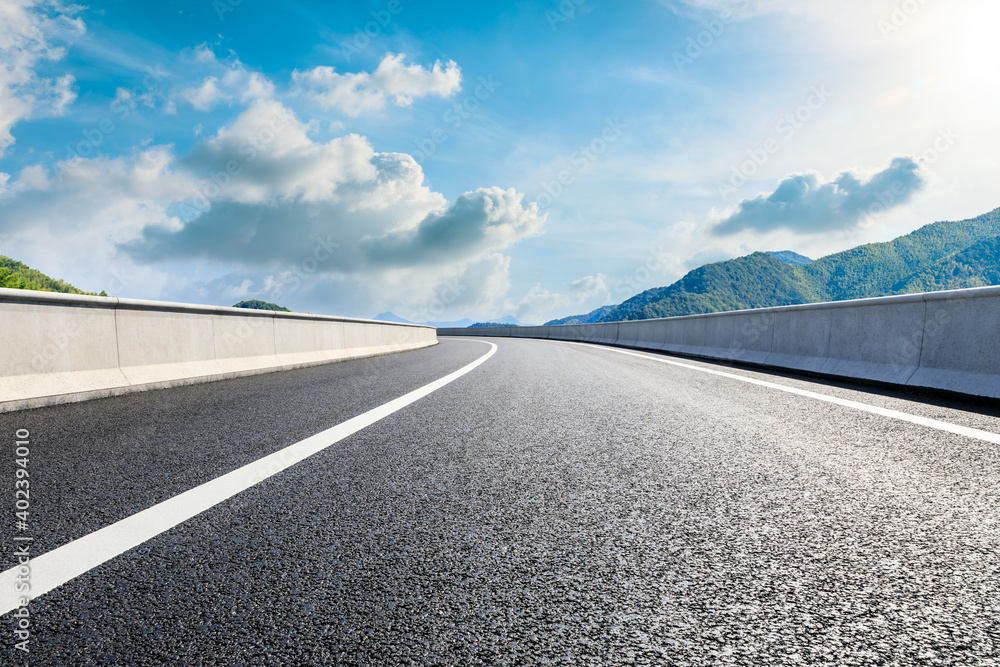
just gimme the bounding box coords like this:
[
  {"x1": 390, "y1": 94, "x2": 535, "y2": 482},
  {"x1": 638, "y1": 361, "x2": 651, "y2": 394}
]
[
  {"x1": 177, "y1": 99, "x2": 413, "y2": 208},
  {"x1": 368, "y1": 52, "x2": 462, "y2": 106},
  {"x1": 569, "y1": 273, "x2": 609, "y2": 300},
  {"x1": 0, "y1": 0, "x2": 84, "y2": 156},
  {"x1": 292, "y1": 53, "x2": 462, "y2": 117},
  {"x1": 366, "y1": 253, "x2": 512, "y2": 323},
  {"x1": 359, "y1": 186, "x2": 543, "y2": 269},
  {"x1": 176, "y1": 45, "x2": 275, "y2": 112},
  {"x1": 189, "y1": 43, "x2": 217, "y2": 63},
  {"x1": 711, "y1": 157, "x2": 925, "y2": 236},
  {"x1": 180, "y1": 76, "x2": 227, "y2": 111}
]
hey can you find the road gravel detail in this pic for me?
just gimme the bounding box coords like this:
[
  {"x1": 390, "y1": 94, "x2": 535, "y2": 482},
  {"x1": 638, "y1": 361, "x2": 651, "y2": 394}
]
[{"x1": 2, "y1": 338, "x2": 999, "y2": 665}]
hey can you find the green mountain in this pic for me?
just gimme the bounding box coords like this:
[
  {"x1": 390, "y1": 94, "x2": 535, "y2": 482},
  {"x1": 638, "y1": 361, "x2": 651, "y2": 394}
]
[
  {"x1": 802, "y1": 207, "x2": 1000, "y2": 301},
  {"x1": 600, "y1": 206, "x2": 1000, "y2": 322},
  {"x1": 604, "y1": 253, "x2": 825, "y2": 321},
  {"x1": 233, "y1": 299, "x2": 290, "y2": 312},
  {"x1": 0, "y1": 256, "x2": 104, "y2": 296},
  {"x1": 545, "y1": 305, "x2": 616, "y2": 326},
  {"x1": 893, "y1": 235, "x2": 1000, "y2": 293}
]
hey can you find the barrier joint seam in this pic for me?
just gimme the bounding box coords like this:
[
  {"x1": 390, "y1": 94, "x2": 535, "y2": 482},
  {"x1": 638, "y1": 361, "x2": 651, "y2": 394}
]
[
  {"x1": 112, "y1": 302, "x2": 129, "y2": 387},
  {"x1": 908, "y1": 298, "x2": 930, "y2": 385}
]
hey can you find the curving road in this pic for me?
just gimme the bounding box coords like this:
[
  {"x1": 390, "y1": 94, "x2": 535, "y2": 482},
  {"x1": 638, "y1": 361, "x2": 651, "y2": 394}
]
[{"x1": 2, "y1": 337, "x2": 999, "y2": 665}]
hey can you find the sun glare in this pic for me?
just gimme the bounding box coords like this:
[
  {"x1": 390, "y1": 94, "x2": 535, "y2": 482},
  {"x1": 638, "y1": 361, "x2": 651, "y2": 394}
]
[{"x1": 948, "y1": 4, "x2": 1000, "y2": 97}]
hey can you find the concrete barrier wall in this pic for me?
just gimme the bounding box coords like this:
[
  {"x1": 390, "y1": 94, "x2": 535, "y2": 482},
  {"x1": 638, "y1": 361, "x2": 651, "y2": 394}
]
[
  {"x1": 438, "y1": 286, "x2": 1000, "y2": 400},
  {"x1": 908, "y1": 289, "x2": 1000, "y2": 398},
  {"x1": 0, "y1": 289, "x2": 437, "y2": 412}
]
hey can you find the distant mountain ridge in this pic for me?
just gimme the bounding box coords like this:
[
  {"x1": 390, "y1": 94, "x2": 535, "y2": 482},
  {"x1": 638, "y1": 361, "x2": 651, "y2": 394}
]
[
  {"x1": 373, "y1": 311, "x2": 418, "y2": 324},
  {"x1": 374, "y1": 312, "x2": 528, "y2": 328},
  {"x1": 766, "y1": 250, "x2": 813, "y2": 266},
  {"x1": 600, "y1": 206, "x2": 1000, "y2": 321}
]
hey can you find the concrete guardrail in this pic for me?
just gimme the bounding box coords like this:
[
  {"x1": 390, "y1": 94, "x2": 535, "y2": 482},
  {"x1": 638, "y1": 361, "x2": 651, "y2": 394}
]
[
  {"x1": 439, "y1": 286, "x2": 1000, "y2": 401},
  {"x1": 0, "y1": 289, "x2": 437, "y2": 413}
]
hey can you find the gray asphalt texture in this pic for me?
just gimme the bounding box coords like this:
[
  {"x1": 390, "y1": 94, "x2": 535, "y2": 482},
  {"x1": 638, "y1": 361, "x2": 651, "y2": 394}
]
[{"x1": 2, "y1": 337, "x2": 1000, "y2": 665}]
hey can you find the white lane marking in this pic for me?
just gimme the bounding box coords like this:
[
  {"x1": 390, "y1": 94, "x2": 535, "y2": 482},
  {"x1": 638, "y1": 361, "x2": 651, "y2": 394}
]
[
  {"x1": 564, "y1": 341, "x2": 1000, "y2": 446},
  {"x1": 0, "y1": 340, "x2": 497, "y2": 616}
]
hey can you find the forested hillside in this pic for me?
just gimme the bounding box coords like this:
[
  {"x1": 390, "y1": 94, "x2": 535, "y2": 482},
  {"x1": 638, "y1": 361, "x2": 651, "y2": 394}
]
[
  {"x1": 892, "y1": 236, "x2": 1000, "y2": 293},
  {"x1": 233, "y1": 299, "x2": 290, "y2": 311},
  {"x1": 0, "y1": 256, "x2": 103, "y2": 296},
  {"x1": 604, "y1": 253, "x2": 825, "y2": 321}
]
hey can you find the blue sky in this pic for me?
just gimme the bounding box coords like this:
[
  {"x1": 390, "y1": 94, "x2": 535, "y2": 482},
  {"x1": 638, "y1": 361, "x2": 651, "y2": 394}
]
[{"x1": 1, "y1": 0, "x2": 998, "y2": 322}]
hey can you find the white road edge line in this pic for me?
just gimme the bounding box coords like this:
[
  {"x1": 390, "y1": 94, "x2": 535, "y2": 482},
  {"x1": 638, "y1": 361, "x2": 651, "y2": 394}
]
[
  {"x1": 564, "y1": 340, "x2": 1000, "y2": 446},
  {"x1": 0, "y1": 340, "x2": 497, "y2": 616}
]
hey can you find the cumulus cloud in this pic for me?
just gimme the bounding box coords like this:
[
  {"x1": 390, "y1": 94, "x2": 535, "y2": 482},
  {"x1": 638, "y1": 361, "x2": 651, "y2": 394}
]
[
  {"x1": 0, "y1": 0, "x2": 84, "y2": 156},
  {"x1": 361, "y1": 187, "x2": 544, "y2": 269},
  {"x1": 292, "y1": 53, "x2": 462, "y2": 116},
  {"x1": 711, "y1": 157, "x2": 925, "y2": 236},
  {"x1": 179, "y1": 100, "x2": 385, "y2": 206},
  {"x1": 117, "y1": 101, "x2": 542, "y2": 277},
  {"x1": 0, "y1": 98, "x2": 541, "y2": 316}
]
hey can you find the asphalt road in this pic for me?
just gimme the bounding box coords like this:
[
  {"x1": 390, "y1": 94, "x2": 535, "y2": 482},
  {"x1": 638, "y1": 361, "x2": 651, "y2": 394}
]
[{"x1": 2, "y1": 337, "x2": 1000, "y2": 666}]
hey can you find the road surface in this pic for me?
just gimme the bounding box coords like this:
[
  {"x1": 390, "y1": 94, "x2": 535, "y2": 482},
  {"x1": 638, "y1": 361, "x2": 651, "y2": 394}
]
[{"x1": 2, "y1": 337, "x2": 999, "y2": 665}]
